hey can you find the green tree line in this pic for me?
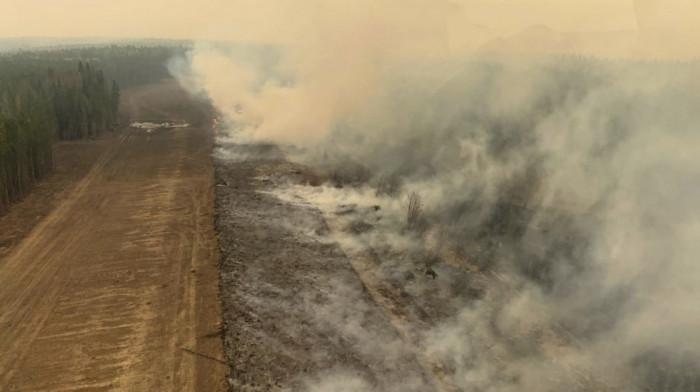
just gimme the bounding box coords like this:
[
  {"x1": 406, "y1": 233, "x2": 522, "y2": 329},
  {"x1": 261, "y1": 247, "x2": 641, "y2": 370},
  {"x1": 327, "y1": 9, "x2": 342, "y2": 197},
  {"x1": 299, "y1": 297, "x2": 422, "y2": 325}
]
[
  {"x1": 0, "y1": 44, "x2": 183, "y2": 214},
  {"x1": 0, "y1": 61, "x2": 119, "y2": 214},
  {"x1": 1, "y1": 45, "x2": 186, "y2": 88}
]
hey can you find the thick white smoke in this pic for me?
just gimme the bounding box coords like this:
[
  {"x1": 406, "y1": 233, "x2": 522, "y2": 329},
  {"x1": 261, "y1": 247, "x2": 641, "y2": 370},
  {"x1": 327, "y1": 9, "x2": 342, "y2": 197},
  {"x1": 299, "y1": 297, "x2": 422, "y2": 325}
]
[
  {"x1": 170, "y1": 0, "x2": 449, "y2": 144},
  {"x1": 170, "y1": 1, "x2": 700, "y2": 390}
]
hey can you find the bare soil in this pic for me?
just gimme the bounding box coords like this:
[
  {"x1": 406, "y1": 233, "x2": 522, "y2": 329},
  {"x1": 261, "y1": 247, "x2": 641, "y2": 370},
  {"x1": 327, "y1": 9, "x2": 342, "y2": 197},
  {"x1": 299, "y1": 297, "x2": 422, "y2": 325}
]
[
  {"x1": 0, "y1": 80, "x2": 226, "y2": 391},
  {"x1": 0, "y1": 138, "x2": 110, "y2": 259}
]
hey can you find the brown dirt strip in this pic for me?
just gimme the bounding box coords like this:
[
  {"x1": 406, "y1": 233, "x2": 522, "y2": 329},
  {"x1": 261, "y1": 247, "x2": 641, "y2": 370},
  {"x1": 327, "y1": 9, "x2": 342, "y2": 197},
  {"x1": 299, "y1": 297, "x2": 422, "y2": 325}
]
[{"x1": 0, "y1": 80, "x2": 225, "y2": 392}]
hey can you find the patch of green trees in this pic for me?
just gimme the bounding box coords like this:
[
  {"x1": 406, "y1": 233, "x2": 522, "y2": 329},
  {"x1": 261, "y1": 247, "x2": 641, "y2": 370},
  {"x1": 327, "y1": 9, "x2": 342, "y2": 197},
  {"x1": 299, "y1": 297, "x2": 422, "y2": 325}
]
[
  {"x1": 1, "y1": 45, "x2": 186, "y2": 88},
  {"x1": 0, "y1": 60, "x2": 119, "y2": 213},
  {"x1": 0, "y1": 45, "x2": 185, "y2": 213}
]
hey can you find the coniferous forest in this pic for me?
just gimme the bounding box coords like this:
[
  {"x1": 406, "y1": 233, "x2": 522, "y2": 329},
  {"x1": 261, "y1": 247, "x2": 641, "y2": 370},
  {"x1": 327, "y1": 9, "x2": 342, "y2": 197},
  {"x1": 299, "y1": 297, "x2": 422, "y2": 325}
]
[{"x1": 0, "y1": 45, "x2": 183, "y2": 214}]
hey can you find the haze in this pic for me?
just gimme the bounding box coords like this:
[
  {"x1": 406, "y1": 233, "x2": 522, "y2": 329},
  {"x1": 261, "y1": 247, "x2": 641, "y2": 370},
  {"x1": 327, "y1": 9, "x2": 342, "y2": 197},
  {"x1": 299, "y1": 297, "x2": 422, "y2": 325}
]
[
  {"x1": 2, "y1": 0, "x2": 700, "y2": 391},
  {"x1": 2, "y1": 0, "x2": 699, "y2": 59}
]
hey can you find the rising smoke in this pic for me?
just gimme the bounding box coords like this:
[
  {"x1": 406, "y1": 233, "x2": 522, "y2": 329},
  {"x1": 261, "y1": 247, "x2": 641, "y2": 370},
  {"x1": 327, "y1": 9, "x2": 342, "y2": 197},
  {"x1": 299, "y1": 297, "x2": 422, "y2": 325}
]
[{"x1": 171, "y1": 1, "x2": 700, "y2": 390}]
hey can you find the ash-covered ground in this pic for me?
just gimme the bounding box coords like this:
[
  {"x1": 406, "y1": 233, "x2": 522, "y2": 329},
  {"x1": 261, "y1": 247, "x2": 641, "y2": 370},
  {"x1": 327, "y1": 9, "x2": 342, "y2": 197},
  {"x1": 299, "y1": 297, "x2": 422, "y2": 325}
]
[
  {"x1": 214, "y1": 143, "x2": 436, "y2": 392},
  {"x1": 214, "y1": 138, "x2": 700, "y2": 392},
  {"x1": 199, "y1": 48, "x2": 700, "y2": 391}
]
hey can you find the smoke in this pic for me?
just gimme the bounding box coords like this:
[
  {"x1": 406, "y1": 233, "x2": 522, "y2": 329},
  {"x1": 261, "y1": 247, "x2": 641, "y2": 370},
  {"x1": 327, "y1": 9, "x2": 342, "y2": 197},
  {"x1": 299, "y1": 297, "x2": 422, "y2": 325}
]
[
  {"x1": 169, "y1": 0, "x2": 450, "y2": 144},
  {"x1": 171, "y1": 1, "x2": 700, "y2": 390},
  {"x1": 360, "y1": 59, "x2": 700, "y2": 389}
]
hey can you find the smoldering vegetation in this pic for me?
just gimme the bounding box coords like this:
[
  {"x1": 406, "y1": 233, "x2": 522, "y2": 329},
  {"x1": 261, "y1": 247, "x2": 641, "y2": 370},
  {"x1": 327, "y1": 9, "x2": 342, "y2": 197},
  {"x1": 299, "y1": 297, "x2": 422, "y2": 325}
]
[
  {"x1": 213, "y1": 143, "x2": 440, "y2": 391},
  {"x1": 177, "y1": 38, "x2": 700, "y2": 391},
  {"x1": 299, "y1": 57, "x2": 700, "y2": 391}
]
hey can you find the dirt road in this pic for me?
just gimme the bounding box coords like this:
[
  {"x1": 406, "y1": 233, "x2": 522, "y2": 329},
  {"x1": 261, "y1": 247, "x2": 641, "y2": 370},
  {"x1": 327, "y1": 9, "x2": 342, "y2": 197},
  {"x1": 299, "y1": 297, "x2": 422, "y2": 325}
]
[{"x1": 0, "y1": 81, "x2": 226, "y2": 391}]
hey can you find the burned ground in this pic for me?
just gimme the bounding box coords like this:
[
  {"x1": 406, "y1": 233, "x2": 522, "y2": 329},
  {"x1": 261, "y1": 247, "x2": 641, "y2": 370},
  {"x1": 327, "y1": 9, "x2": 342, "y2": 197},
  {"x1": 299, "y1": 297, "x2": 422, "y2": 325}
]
[{"x1": 214, "y1": 147, "x2": 435, "y2": 391}]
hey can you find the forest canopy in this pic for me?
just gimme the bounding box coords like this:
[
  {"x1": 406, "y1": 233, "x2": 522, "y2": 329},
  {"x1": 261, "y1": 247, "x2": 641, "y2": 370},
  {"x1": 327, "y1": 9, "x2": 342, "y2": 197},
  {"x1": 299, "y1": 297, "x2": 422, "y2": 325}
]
[{"x1": 0, "y1": 45, "x2": 184, "y2": 213}]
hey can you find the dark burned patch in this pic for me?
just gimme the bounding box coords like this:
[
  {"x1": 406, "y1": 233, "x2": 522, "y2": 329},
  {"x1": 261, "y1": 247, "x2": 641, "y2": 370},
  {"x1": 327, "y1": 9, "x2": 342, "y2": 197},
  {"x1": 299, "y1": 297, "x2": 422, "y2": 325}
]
[
  {"x1": 326, "y1": 159, "x2": 372, "y2": 188},
  {"x1": 253, "y1": 161, "x2": 326, "y2": 188},
  {"x1": 630, "y1": 350, "x2": 700, "y2": 392},
  {"x1": 345, "y1": 219, "x2": 373, "y2": 234},
  {"x1": 218, "y1": 141, "x2": 284, "y2": 161}
]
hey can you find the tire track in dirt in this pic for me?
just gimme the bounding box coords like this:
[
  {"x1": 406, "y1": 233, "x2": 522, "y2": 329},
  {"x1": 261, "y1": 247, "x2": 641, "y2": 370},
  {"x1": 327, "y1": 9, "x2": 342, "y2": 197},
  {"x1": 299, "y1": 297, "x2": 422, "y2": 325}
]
[
  {"x1": 0, "y1": 128, "x2": 133, "y2": 387},
  {"x1": 0, "y1": 81, "x2": 225, "y2": 392}
]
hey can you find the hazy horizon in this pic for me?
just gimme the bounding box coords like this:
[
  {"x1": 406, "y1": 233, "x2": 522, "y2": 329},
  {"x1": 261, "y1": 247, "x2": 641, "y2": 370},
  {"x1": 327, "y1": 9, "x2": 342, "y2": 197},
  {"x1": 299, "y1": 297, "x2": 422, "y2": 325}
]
[
  {"x1": 2, "y1": 1, "x2": 700, "y2": 391},
  {"x1": 1, "y1": 0, "x2": 699, "y2": 59}
]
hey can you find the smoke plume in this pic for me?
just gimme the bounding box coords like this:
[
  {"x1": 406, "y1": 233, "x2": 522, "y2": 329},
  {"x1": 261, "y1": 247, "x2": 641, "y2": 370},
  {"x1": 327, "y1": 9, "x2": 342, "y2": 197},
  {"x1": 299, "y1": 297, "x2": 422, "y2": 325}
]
[{"x1": 171, "y1": 1, "x2": 700, "y2": 390}]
